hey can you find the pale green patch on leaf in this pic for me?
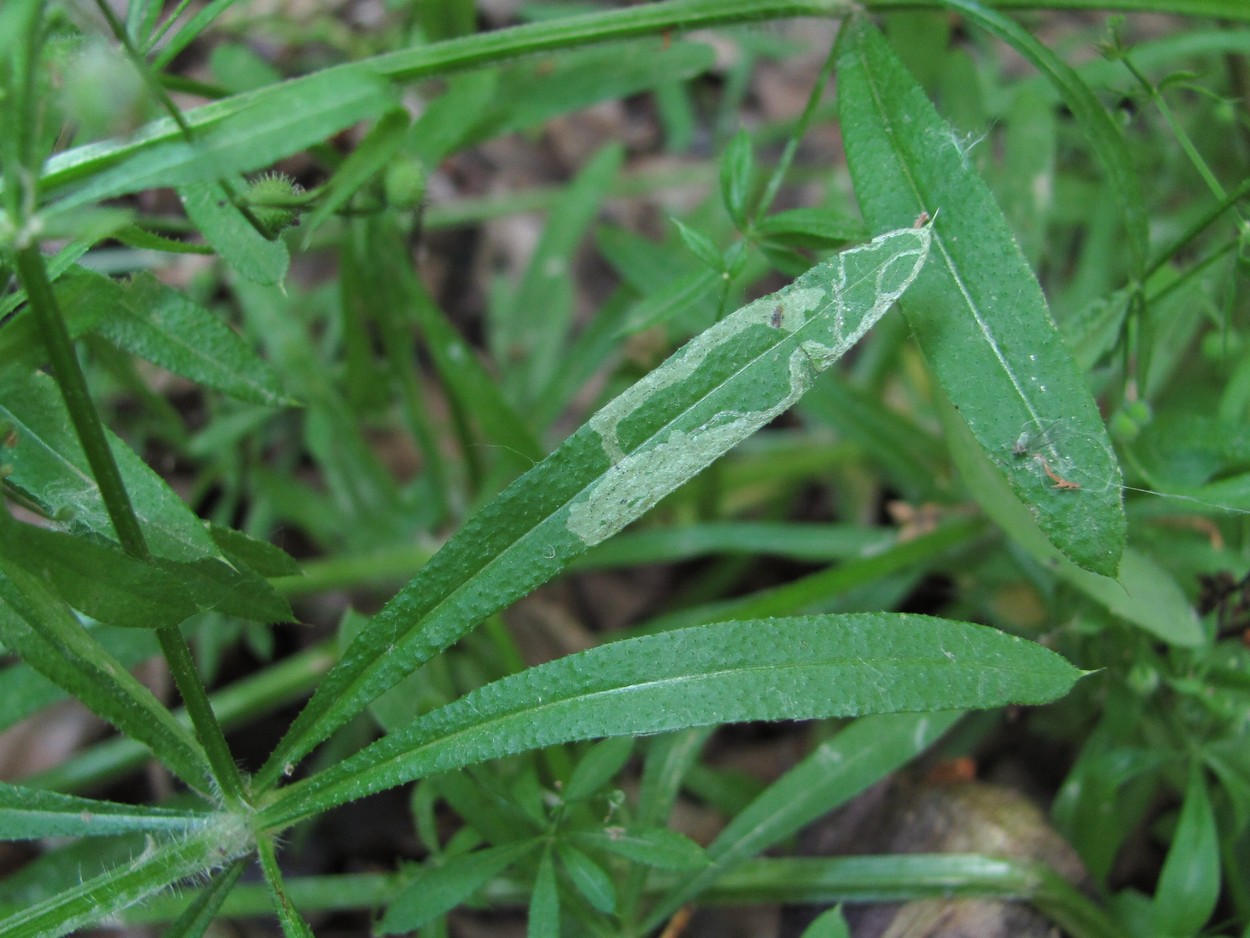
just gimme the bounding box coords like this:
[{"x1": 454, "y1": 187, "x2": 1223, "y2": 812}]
[{"x1": 254, "y1": 227, "x2": 930, "y2": 788}]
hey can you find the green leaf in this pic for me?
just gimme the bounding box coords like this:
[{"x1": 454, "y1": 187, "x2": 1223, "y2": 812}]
[
  {"x1": 258, "y1": 615, "x2": 1078, "y2": 828},
  {"x1": 178, "y1": 181, "x2": 290, "y2": 286},
  {"x1": 254, "y1": 226, "x2": 931, "y2": 789},
  {"x1": 1154, "y1": 767, "x2": 1220, "y2": 935},
  {"x1": 112, "y1": 224, "x2": 217, "y2": 256},
  {"x1": 558, "y1": 842, "x2": 616, "y2": 914},
  {"x1": 410, "y1": 282, "x2": 544, "y2": 464},
  {"x1": 0, "y1": 627, "x2": 157, "y2": 734},
  {"x1": 944, "y1": 408, "x2": 1203, "y2": 646},
  {"x1": 378, "y1": 841, "x2": 537, "y2": 934},
  {"x1": 838, "y1": 18, "x2": 1125, "y2": 576},
  {"x1": 48, "y1": 69, "x2": 395, "y2": 211},
  {"x1": 529, "y1": 847, "x2": 560, "y2": 938},
  {"x1": 720, "y1": 129, "x2": 757, "y2": 229},
  {"x1": 0, "y1": 564, "x2": 212, "y2": 793},
  {"x1": 208, "y1": 523, "x2": 302, "y2": 578},
  {"x1": 801, "y1": 905, "x2": 851, "y2": 938},
  {"x1": 570, "y1": 827, "x2": 707, "y2": 871},
  {"x1": 0, "y1": 782, "x2": 208, "y2": 840},
  {"x1": 753, "y1": 207, "x2": 866, "y2": 249},
  {"x1": 0, "y1": 267, "x2": 115, "y2": 375},
  {"x1": 574, "y1": 521, "x2": 893, "y2": 569},
  {"x1": 644, "y1": 711, "x2": 960, "y2": 927},
  {"x1": 614, "y1": 267, "x2": 722, "y2": 336},
  {"x1": 161, "y1": 862, "x2": 244, "y2": 938},
  {"x1": 494, "y1": 143, "x2": 623, "y2": 405},
  {"x1": 0, "y1": 816, "x2": 253, "y2": 938},
  {"x1": 3, "y1": 522, "x2": 293, "y2": 628},
  {"x1": 89, "y1": 273, "x2": 295, "y2": 406},
  {"x1": 563, "y1": 737, "x2": 634, "y2": 803},
  {"x1": 673, "y1": 217, "x2": 725, "y2": 271},
  {"x1": 257, "y1": 838, "x2": 315, "y2": 938},
  {"x1": 422, "y1": 39, "x2": 715, "y2": 159},
  {"x1": 0, "y1": 370, "x2": 220, "y2": 563}
]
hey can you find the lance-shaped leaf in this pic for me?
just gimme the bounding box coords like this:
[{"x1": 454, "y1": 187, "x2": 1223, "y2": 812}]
[
  {"x1": 0, "y1": 370, "x2": 221, "y2": 563},
  {"x1": 257, "y1": 614, "x2": 1080, "y2": 828},
  {"x1": 0, "y1": 782, "x2": 210, "y2": 840},
  {"x1": 91, "y1": 273, "x2": 296, "y2": 406},
  {"x1": 3, "y1": 521, "x2": 292, "y2": 629},
  {"x1": 46, "y1": 68, "x2": 394, "y2": 211},
  {"x1": 0, "y1": 564, "x2": 213, "y2": 793},
  {"x1": 838, "y1": 19, "x2": 1125, "y2": 577},
  {"x1": 255, "y1": 226, "x2": 931, "y2": 787}
]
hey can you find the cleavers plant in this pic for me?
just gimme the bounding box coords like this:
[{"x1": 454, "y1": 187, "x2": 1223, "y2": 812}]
[{"x1": 0, "y1": 0, "x2": 1248, "y2": 936}]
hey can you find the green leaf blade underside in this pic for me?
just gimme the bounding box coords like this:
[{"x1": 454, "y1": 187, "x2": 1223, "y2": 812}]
[
  {"x1": 0, "y1": 565, "x2": 212, "y2": 794},
  {"x1": 255, "y1": 226, "x2": 931, "y2": 788},
  {"x1": 0, "y1": 370, "x2": 221, "y2": 563},
  {"x1": 3, "y1": 521, "x2": 292, "y2": 629},
  {"x1": 259, "y1": 614, "x2": 1080, "y2": 828},
  {"x1": 838, "y1": 19, "x2": 1125, "y2": 577},
  {"x1": 94, "y1": 273, "x2": 296, "y2": 406},
  {"x1": 0, "y1": 782, "x2": 209, "y2": 840}
]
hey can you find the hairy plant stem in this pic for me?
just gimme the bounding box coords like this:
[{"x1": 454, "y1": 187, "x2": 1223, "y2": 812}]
[{"x1": 13, "y1": 244, "x2": 246, "y2": 805}]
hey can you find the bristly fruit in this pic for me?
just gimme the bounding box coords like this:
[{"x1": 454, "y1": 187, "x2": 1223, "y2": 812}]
[{"x1": 245, "y1": 172, "x2": 305, "y2": 239}]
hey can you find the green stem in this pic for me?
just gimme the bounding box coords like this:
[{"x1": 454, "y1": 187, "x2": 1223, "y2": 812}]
[
  {"x1": 754, "y1": 37, "x2": 841, "y2": 221},
  {"x1": 39, "y1": 0, "x2": 846, "y2": 194},
  {"x1": 14, "y1": 245, "x2": 150, "y2": 557},
  {"x1": 1119, "y1": 52, "x2": 1242, "y2": 221},
  {"x1": 156, "y1": 629, "x2": 247, "y2": 805},
  {"x1": 15, "y1": 247, "x2": 247, "y2": 805},
  {"x1": 1145, "y1": 176, "x2": 1250, "y2": 280},
  {"x1": 118, "y1": 855, "x2": 1121, "y2": 938}
]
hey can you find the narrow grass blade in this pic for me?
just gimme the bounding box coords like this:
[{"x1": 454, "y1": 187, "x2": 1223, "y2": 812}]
[
  {"x1": 936, "y1": 0, "x2": 1147, "y2": 273},
  {"x1": 254, "y1": 226, "x2": 930, "y2": 788},
  {"x1": 838, "y1": 19, "x2": 1125, "y2": 576},
  {"x1": 410, "y1": 282, "x2": 544, "y2": 464},
  {"x1": 0, "y1": 782, "x2": 208, "y2": 840},
  {"x1": 48, "y1": 69, "x2": 395, "y2": 211},
  {"x1": 257, "y1": 614, "x2": 1079, "y2": 828},
  {"x1": 378, "y1": 840, "x2": 539, "y2": 934},
  {"x1": 301, "y1": 108, "x2": 410, "y2": 245},
  {"x1": 495, "y1": 143, "x2": 623, "y2": 405}
]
